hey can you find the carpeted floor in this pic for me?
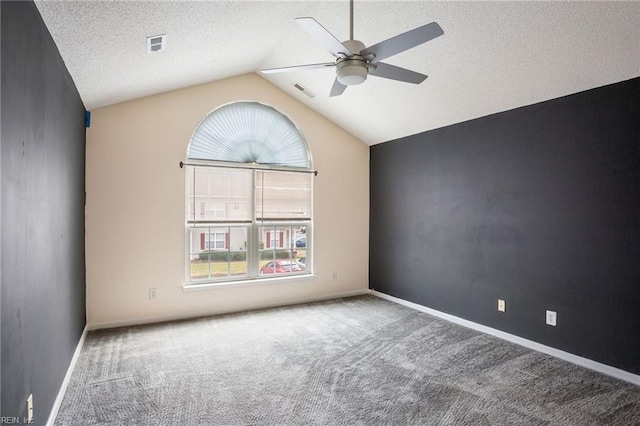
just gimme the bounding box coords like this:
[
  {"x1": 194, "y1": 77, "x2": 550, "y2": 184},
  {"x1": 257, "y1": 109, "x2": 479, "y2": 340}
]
[{"x1": 54, "y1": 295, "x2": 640, "y2": 425}]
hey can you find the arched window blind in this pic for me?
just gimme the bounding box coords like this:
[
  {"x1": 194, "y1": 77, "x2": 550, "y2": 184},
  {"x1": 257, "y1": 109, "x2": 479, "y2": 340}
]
[{"x1": 187, "y1": 102, "x2": 311, "y2": 168}]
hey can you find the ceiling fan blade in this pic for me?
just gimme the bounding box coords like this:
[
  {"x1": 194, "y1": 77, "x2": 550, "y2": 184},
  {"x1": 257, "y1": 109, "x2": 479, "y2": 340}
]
[
  {"x1": 368, "y1": 62, "x2": 427, "y2": 84},
  {"x1": 361, "y1": 22, "x2": 444, "y2": 63},
  {"x1": 329, "y1": 78, "x2": 347, "y2": 97},
  {"x1": 261, "y1": 62, "x2": 336, "y2": 74},
  {"x1": 295, "y1": 17, "x2": 353, "y2": 58}
]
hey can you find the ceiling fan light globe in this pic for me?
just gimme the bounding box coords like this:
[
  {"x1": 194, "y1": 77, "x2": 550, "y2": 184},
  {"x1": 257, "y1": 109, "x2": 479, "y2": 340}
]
[{"x1": 336, "y1": 61, "x2": 368, "y2": 86}]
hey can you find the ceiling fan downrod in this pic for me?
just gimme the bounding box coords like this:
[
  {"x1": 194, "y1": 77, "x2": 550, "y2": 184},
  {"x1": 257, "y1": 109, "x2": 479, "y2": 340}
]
[
  {"x1": 335, "y1": 0, "x2": 368, "y2": 86},
  {"x1": 350, "y1": 0, "x2": 354, "y2": 41}
]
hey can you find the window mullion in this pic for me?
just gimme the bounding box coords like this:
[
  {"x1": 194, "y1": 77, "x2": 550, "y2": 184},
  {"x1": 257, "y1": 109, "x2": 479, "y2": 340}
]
[
  {"x1": 207, "y1": 226, "x2": 212, "y2": 280},
  {"x1": 249, "y1": 169, "x2": 258, "y2": 277}
]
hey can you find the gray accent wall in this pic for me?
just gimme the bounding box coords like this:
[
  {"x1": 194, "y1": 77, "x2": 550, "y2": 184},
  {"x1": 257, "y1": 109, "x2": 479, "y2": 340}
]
[
  {"x1": 370, "y1": 77, "x2": 640, "y2": 375},
  {"x1": 1, "y1": 1, "x2": 86, "y2": 421}
]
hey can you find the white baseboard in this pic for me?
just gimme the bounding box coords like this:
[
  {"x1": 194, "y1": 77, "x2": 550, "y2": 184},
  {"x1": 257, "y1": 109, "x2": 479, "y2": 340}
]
[
  {"x1": 88, "y1": 288, "x2": 370, "y2": 331},
  {"x1": 370, "y1": 290, "x2": 640, "y2": 387},
  {"x1": 46, "y1": 326, "x2": 88, "y2": 426}
]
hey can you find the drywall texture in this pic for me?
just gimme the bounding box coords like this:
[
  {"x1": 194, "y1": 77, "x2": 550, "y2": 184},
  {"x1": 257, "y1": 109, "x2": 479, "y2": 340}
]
[
  {"x1": 86, "y1": 73, "x2": 369, "y2": 327},
  {"x1": 370, "y1": 77, "x2": 640, "y2": 375},
  {"x1": 1, "y1": 1, "x2": 86, "y2": 420}
]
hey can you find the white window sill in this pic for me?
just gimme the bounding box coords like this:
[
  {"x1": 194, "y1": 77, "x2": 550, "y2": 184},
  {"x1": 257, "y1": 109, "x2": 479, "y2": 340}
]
[{"x1": 182, "y1": 273, "x2": 317, "y2": 292}]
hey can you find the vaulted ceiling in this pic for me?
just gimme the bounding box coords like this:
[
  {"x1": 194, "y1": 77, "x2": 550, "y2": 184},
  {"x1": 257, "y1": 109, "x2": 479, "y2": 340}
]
[{"x1": 35, "y1": 1, "x2": 640, "y2": 145}]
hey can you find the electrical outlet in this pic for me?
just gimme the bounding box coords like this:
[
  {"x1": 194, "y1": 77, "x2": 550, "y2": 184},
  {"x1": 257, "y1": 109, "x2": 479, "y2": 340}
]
[
  {"x1": 546, "y1": 310, "x2": 557, "y2": 326},
  {"x1": 149, "y1": 288, "x2": 158, "y2": 300},
  {"x1": 497, "y1": 299, "x2": 506, "y2": 312},
  {"x1": 26, "y1": 393, "x2": 33, "y2": 422}
]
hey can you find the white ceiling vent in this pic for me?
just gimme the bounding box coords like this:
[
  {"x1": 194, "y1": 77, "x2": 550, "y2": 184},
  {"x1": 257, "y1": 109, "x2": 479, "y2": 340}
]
[
  {"x1": 146, "y1": 34, "x2": 166, "y2": 53},
  {"x1": 293, "y1": 83, "x2": 315, "y2": 98}
]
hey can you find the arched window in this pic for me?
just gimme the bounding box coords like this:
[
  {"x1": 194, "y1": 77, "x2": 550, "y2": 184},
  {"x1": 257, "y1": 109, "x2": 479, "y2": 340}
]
[{"x1": 184, "y1": 102, "x2": 314, "y2": 284}]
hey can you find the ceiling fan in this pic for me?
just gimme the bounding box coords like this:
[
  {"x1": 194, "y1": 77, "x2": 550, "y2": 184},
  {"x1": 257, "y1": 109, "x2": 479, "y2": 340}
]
[{"x1": 261, "y1": 0, "x2": 444, "y2": 97}]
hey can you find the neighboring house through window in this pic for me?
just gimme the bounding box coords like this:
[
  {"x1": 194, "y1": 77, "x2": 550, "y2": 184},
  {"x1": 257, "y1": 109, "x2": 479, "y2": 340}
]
[{"x1": 184, "y1": 102, "x2": 314, "y2": 284}]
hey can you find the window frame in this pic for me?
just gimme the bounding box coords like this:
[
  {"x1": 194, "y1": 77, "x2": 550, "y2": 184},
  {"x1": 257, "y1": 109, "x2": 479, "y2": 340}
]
[{"x1": 184, "y1": 161, "x2": 313, "y2": 286}]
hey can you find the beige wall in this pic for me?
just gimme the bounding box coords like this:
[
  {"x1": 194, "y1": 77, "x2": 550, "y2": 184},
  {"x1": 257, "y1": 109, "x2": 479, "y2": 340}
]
[{"x1": 85, "y1": 73, "x2": 369, "y2": 328}]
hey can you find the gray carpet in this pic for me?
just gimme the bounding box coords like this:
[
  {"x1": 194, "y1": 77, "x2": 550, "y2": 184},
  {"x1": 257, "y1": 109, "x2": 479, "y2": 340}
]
[{"x1": 54, "y1": 295, "x2": 640, "y2": 425}]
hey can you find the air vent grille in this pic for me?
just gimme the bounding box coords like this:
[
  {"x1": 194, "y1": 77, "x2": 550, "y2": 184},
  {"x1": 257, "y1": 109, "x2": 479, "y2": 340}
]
[
  {"x1": 293, "y1": 83, "x2": 315, "y2": 98},
  {"x1": 146, "y1": 35, "x2": 166, "y2": 53}
]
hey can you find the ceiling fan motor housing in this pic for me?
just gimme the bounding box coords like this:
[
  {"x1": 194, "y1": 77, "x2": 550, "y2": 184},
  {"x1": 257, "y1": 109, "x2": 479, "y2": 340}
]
[
  {"x1": 336, "y1": 39, "x2": 368, "y2": 86},
  {"x1": 336, "y1": 59, "x2": 367, "y2": 85}
]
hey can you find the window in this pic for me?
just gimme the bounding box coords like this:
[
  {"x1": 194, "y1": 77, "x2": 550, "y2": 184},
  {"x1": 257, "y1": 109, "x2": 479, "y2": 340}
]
[
  {"x1": 184, "y1": 102, "x2": 314, "y2": 285},
  {"x1": 205, "y1": 231, "x2": 227, "y2": 250}
]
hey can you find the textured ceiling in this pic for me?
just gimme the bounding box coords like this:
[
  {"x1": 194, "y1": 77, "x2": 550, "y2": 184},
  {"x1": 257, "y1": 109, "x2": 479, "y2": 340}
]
[{"x1": 35, "y1": 1, "x2": 640, "y2": 145}]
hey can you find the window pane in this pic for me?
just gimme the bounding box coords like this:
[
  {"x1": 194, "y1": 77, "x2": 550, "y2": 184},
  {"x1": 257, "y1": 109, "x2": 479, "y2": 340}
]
[
  {"x1": 255, "y1": 171, "x2": 312, "y2": 220},
  {"x1": 186, "y1": 166, "x2": 252, "y2": 222},
  {"x1": 258, "y1": 224, "x2": 305, "y2": 275},
  {"x1": 189, "y1": 226, "x2": 248, "y2": 280}
]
